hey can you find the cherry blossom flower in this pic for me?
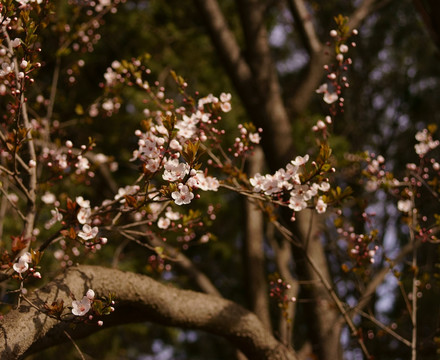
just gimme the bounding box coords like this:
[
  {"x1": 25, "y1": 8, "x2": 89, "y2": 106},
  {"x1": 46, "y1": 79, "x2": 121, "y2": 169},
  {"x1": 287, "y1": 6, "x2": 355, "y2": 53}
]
[
  {"x1": 172, "y1": 184, "x2": 194, "y2": 205},
  {"x1": 163, "y1": 159, "x2": 190, "y2": 182},
  {"x1": 165, "y1": 208, "x2": 180, "y2": 220},
  {"x1": 77, "y1": 207, "x2": 91, "y2": 224},
  {"x1": 249, "y1": 173, "x2": 266, "y2": 193},
  {"x1": 249, "y1": 132, "x2": 261, "y2": 144},
  {"x1": 114, "y1": 185, "x2": 140, "y2": 202},
  {"x1": 13, "y1": 252, "x2": 32, "y2": 274},
  {"x1": 323, "y1": 92, "x2": 338, "y2": 104},
  {"x1": 397, "y1": 199, "x2": 412, "y2": 213},
  {"x1": 339, "y1": 44, "x2": 349, "y2": 53},
  {"x1": 291, "y1": 155, "x2": 309, "y2": 167},
  {"x1": 288, "y1": 196, "x2": 307, "y2": 212},
  {"x1": 76, "y1": 196, "x2": 91, "y2": 208},
  {"x1": 78, "y1": 224, "x2": 99, "y2": 240},
  {"x1": 45, "y1": 208, "x2": 63, "y2": 229},
  {"x1": 41, "y1": 192, "x2": 56, "y2": 204},
  {"x1": 315, "y1": 197, "x2": 327, "y2": 214},
  {"x1": 187, "y1": 172, "x2": 219, "y2": 191},
  {"x1": 72, "y1": 296, "x2": 91, "y2": 316},
  {"x1": 158, "y1": 217, "x2": 171, "y2": 229},
  {"x1": 414, "y1": 129, "x2": 439, "y2": 156},
  {"x1": 76, "y1": 156, "x2": 90, "y2": 173},
  {"x1": 316, "y1": 83, "x2": 338, "y2": 104}
]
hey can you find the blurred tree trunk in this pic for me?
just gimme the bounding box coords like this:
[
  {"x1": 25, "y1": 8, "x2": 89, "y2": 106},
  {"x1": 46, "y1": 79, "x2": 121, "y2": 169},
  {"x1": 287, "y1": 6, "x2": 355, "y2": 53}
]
[
  {"x1": 244, "y1": 146, "x2": 272, "y2": 331},
  {"x1": 194, "y1": 0, "x2": 380, "y2": 358}
]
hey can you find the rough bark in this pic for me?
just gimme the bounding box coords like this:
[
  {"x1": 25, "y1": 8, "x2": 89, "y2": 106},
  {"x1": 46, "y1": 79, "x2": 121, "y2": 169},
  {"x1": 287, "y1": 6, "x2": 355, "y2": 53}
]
[{"x1": 0, "y1": 265, "x2": 296, "y2": 360}]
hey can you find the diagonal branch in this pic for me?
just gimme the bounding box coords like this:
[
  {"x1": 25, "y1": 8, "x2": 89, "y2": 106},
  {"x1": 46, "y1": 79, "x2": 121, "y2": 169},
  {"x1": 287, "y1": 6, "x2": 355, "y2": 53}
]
[{"x1": 193, "y1": 0, "x2": 254, "y2": 96}]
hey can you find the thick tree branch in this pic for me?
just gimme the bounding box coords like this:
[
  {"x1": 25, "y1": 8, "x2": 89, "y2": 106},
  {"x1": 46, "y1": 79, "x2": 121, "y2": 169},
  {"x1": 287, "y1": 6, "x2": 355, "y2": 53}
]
[
  {"x1": 287, "y1": 0, "x2": 322, "y2": 55},
  {"x1": 0, "y1": 265, "x2": 297, "y2": 360},
  {"x1": 290, "y1": 0, "x2": 384, "y2": 114},
  {"x1": 193, "y1": 0, "x2": 254, "y2": 98},
  {"x1": 195, "y1": 0, "x2": 295, "y2": 169}
]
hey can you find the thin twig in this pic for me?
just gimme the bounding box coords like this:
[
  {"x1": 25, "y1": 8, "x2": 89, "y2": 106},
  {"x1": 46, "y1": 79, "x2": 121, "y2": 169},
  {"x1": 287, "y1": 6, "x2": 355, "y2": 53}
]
[
  {"x1": 410, "y1": 195, "x2": 418, "y2": 360},
  {"x1": 355, "y1": 308, "x2": 411, "y2": 347},
  {"x1": 64, "y1": 330, "x2": 86, "y2": 360},
  {"x1": 0, "y1": 187, "x2": 26, "y2": 221}
]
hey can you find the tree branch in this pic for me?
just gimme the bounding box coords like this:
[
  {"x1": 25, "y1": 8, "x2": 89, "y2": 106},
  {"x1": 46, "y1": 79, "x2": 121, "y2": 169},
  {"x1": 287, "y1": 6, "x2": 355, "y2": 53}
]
[
  {"x1": 290, "y1": 0, "x2": 384, "y2": 114},
  {"x1": 0, "y1": 265, "x2": 297, "y2": 360},
  {"x1": 195, "y1": 0, "x2": 295, "y2": 169},
  {"x1": 287, "y1": 0, "x2": 322, "y2": 55}
]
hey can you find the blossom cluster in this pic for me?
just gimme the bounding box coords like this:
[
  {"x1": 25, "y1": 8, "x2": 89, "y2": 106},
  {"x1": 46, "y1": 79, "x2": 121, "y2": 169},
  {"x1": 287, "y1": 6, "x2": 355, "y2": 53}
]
[
  {"x1": 70, "y1": 289, "x2": 115, "y2": 327},
  {"x1": 414, "y1": 128, "x2": 439, "y2": 157},
  {"x1": 230, "y1": 123, "x2": 262, "y2": 158},
  {"x1": 101, "y1": 59, "x2": 232, "y2": 206},
  {"x1": 71, "y1": 289, "x2": 96, "y2": 316},
  {"x1": 316, "y1": 16, "x2": 357, "y2": 116},
  {"x1": 12, "y1": 251, "x2": 42, "y2": 279},
  {"x1": 249, "y1": 154, "x2": 330, "y2": 217}
]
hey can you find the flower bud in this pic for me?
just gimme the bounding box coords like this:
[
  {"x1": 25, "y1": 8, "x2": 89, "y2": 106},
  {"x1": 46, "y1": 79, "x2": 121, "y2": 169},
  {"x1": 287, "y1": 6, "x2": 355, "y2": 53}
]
[{"x1": 86, "y1": 289, "x2": 95, "y2": 300}]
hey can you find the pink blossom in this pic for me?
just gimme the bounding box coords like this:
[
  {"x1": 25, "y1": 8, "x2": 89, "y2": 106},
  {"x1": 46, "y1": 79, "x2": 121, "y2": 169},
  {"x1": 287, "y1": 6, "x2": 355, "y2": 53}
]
[
  {"x1": 397, "y1": 199, "x2": 412, "y2": 213},
  {"x1": 288, "y1": 196, "x2": 307, "y2": 212},
  {"x1": 165, "y1": 208, "x2": 180, "y2": 220},
  {"x1": 323, "y1": 92, "x2": 338, "y2": 104},
  {"x1": 163, "y1": 159, "x2": 190, "y2": 182},
  {"x1": 76, "y1": 156, "x2": 90, "y2": 172},
  {"x1": 77, "y1": 207, "x2": 91, "y2": 224},
  {"x1": 171, "y1": 184, "x2": 194, "y2": 205},
  {"x1": 249, "y1": 173, "x2": 265, "y2": 192},
  {"x1": 76, "y1": 196, "x2": 91, "y2": 208},
  {"x1": 158, "y1": 217, "x2": 171, "y2": 229},
  {"x1": 315, "y1": 197, "x2": 327, "y2": 214},
  {"x1": 13, "y1": 254, "x2": 31, "y2": 274},
  {"x1": 249, "y1": 133, "x2": 261, "y2": 144},
  {"x1": 72, "y1": 296, "x2": 91, "y2": 316},
  {"x1": 41, "y1": 192, "x2": 56, "y2": 204},
  {"x1": 291, "y1": 155, "x2": 309, "y2": 167},
  {"x1": 78, "y1": 224, "x2": 99, "y2": 240},
  {"x1": 13, "y1": 252, "x2": 32, "y2": 274}
]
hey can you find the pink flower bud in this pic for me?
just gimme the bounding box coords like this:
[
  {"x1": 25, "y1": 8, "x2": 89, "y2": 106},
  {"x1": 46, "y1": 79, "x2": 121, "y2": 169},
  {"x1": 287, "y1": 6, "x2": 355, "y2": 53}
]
[{"x1": 86, "y1": 289, "x2": 95, "y2": 300}]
